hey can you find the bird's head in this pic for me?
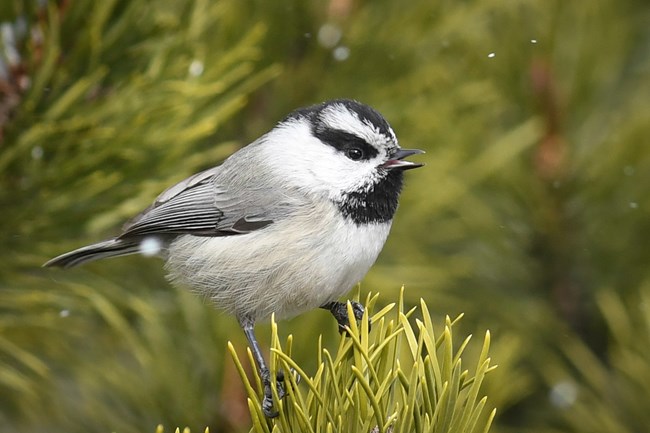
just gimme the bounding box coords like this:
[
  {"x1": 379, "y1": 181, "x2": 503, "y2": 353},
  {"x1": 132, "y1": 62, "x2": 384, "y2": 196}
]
[{"x1": 260, "y1": 99, "x2": 424, "y2": 223}]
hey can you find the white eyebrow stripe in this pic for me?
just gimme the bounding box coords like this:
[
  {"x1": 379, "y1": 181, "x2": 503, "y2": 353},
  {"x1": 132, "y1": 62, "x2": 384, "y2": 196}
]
[{"x1": 320, "y1": 104, "x2": 394, "y2": 146}]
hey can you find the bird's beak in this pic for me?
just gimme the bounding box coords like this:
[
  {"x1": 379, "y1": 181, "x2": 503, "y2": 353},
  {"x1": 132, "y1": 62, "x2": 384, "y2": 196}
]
[{"x1": 381, "y1": 148, "x2": 425, "y2": 170}]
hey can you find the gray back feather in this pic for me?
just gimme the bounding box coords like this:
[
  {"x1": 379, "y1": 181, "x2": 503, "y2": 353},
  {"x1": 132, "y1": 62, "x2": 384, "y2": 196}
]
[{"x1": 119, "y1": 138, "x2": 308, "y2": 240}]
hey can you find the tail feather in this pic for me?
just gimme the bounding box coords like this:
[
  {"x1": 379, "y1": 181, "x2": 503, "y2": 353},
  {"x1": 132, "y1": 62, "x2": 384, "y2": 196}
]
[{"x1": 43, "y1": 239, "x2": 140, "y2": 269}]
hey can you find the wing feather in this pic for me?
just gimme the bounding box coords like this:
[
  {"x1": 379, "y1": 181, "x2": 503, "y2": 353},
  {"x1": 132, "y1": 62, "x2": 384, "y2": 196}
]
[{"x1": 119, "y1": 166, "x2": 273, "y2": 239}]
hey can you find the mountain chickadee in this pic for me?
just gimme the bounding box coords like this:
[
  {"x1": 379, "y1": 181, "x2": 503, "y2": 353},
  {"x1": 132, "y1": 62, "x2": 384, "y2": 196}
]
[{"x1": 45, "y1": 99, "x2": 423, "y2": 417}]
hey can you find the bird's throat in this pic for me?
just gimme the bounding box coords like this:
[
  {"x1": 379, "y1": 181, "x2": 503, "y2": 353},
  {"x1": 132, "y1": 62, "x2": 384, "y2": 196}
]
[{"x1": 335, "y1": 170, "x2": 404, "y2": 225}]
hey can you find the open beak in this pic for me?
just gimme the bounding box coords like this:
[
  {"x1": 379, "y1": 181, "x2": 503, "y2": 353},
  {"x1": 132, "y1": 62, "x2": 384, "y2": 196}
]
[{"x1": 381, "y1": 148, "x2": 425, "y2": 170}]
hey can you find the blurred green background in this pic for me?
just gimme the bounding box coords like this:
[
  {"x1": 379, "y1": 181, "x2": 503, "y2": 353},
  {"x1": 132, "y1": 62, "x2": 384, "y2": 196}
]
[{"x1": 1, "y1": 0, "x2": 649, "y2": 432}]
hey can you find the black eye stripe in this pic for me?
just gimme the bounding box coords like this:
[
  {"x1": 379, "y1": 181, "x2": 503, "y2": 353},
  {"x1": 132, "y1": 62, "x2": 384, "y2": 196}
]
[{"x1": 314, "y1": 128, "x2": 379, "y2": 160}]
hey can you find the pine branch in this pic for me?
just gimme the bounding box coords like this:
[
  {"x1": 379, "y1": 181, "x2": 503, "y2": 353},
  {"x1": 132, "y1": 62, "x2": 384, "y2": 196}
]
[{"x1": 228, "y1": 289, "x2": 496, "y2": 433}]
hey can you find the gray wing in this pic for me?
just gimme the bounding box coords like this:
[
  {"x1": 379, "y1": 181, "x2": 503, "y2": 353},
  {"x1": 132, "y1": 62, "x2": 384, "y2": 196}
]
[{"x1": 119, "y1": 166, "x2": 273, "y2": 239}]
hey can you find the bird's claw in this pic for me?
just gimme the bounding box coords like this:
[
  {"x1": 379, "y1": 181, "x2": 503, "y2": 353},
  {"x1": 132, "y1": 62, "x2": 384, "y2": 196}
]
[
  {"x1": 262, "y1": 393, "x2": 278, "y2": 418},
  {"x1": 261, "y1": 369, "x2": 300, "y2": 417},
  {"x1": 337, "y1": 301, "x2": 367, "y2": 333},
  {"x1": 323, "y1": 300, "x2": 371, "y2": 334}
]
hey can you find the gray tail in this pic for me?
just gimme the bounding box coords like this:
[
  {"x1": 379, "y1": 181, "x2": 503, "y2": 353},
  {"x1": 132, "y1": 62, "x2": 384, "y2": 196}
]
[{"x1": 43, "y1": 238, "x2": 140, "y2": 269}]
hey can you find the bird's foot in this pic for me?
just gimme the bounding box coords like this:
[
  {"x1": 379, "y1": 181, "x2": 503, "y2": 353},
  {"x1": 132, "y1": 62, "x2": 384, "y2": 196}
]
[
  {"x1": 260, "y1": 369, "x2": 285, "y2": 418},
  {"x1": 261, "y1": 368, "x2": 301, "y2": 417},
  {"x1": 322, "y1": 300, "x2": 370, "y2": 333}
]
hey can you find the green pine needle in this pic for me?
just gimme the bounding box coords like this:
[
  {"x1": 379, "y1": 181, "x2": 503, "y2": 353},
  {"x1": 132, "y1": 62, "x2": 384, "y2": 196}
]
[{"x1": 228, "y1": 288, "x2": 496, "y2": 433}]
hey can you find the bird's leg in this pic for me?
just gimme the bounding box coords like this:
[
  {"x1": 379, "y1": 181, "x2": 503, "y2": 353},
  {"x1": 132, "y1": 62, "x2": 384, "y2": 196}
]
[
  {"x1": 240, "y1": 317, "x2": 285, "y2": 418},
  {"x1": 320, "y1": 300, "x2": 369, "y2": 333}
]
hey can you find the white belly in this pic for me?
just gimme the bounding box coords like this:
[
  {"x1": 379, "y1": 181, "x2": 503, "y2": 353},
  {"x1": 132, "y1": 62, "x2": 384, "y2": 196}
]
[{"x1": 164, "y1": 201, "x2": 391, "y2": 322}]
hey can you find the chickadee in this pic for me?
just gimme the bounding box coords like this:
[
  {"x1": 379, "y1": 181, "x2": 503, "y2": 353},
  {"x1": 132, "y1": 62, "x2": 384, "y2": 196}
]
[{"x1": 45, "y1": 99, "x2": 423, "y2": 417}]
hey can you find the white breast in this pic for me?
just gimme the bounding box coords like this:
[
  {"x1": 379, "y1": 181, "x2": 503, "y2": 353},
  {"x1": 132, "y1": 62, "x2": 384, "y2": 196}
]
[{"x1": 164, "y1": 200, "x2": 391, "y2": 322}]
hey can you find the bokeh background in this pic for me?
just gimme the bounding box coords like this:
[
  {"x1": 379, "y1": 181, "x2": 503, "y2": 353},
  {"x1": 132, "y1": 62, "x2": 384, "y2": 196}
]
[{"x1": 1, "y1": 0, "x2": 649, "y2": 432}]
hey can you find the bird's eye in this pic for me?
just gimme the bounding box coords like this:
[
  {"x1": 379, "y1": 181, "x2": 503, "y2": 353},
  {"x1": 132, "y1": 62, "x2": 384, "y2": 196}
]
[{"x1": 346, "y1": 148, "x2": 364, "y2": 161}]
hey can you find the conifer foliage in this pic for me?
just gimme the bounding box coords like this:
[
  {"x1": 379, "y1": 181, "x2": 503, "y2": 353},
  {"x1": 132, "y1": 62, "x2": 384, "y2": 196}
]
[{"x1": 1, "y1": 1, "x2": 649, "y2": 432}]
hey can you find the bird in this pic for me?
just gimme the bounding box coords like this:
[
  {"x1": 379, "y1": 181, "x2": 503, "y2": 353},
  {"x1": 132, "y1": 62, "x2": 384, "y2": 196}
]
[{"x1": 44, "y1": 99, "x2": 424, "y2": 417}]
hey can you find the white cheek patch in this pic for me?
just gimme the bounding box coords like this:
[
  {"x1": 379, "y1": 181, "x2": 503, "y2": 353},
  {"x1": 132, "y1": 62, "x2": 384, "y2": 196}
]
[{"x1": 261, "y1": 120, "x2": 385, "y2": 200}]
